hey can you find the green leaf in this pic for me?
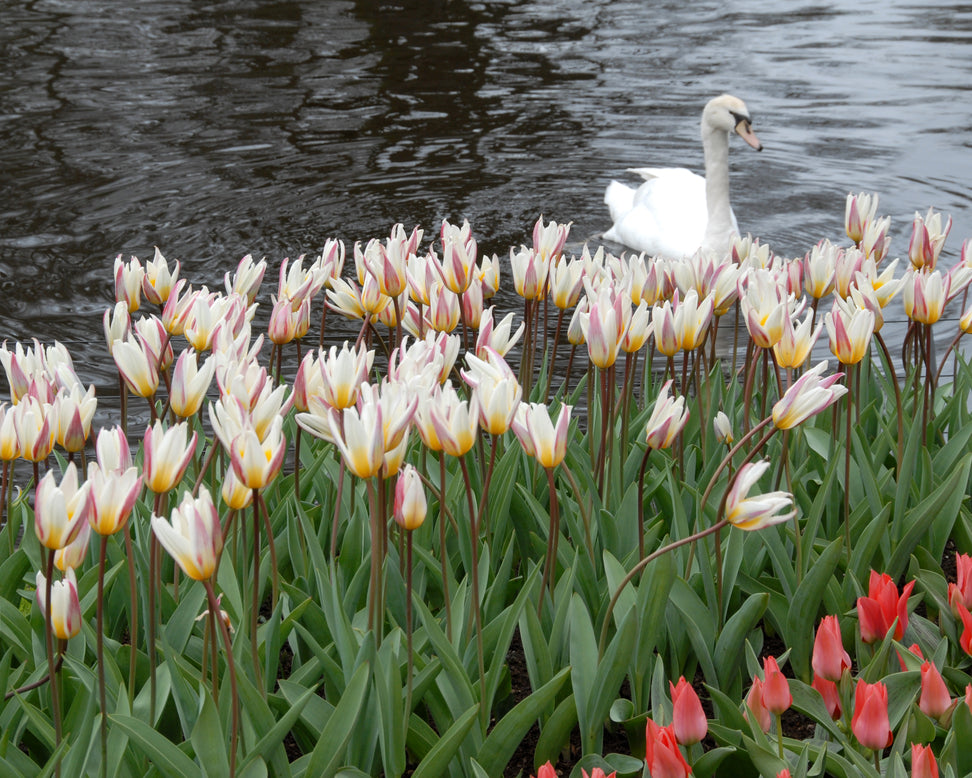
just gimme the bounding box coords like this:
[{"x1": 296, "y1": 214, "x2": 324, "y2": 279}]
[
  {"x1": 785, "y1": 536, "x2": 843, "y2": 683},
  {"x1": 668, "y1": 578, "x2": 718, "y2": 686},
  {"x1": 191, "y1": 688, "x2": 230, "y2": 778},
  {"x1": 692, "y1": 746, "x2": 737, "y2": 778},
  {"x1": 110, "y1": 714, "x2": 201, "y2": 778},
  {"x1": 410, "y1": 703, "x2": 479, "y2": 778},
  {"x1": 237, "y1": 684, "x2": 318, "y2": 774},
  {"x1": 302, "y1": 662, "x2": 370, "y2": 777},
  {"x1": 715, "y1": 592, "x2": 768, "y2": 689},
  {"x1": 889, "y1": 453, "x2": 972, "y2": 579},
  {"x1": 534, "y1": 694, "x2": 579, "y2": 769},
  {"x1": 476, "y1": 667, "x2": 571, "y2": 776},
  {"x1": 374, "y1": 634, "x2": 406, "y2": 778}
]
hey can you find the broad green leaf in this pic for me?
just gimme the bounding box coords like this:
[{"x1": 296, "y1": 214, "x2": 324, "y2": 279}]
[
  {"x1": 715, "y1": 592, "x2": 768, "y2": 689},
  {"x1": 110, "y1": 714, "x2": 200, "y2": 778},
  {"x1": 476, "y1": 667, "x2": 570, "y2": 776},
  {"x1": 785, "y1": 536, "x2": 843, "y2": 683},
  {"x1": 190, "y1": 689, "x2": 229, "y2": 778},
  {"x1": 409, "y1": 703, "x2": 479, "y2": 778},
  {"x1": 302, "y1": 662, "x2": 370, "y2": 777}
]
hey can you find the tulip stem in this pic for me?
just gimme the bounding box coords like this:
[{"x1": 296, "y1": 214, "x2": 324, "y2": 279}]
[
  {"x1": 599, "y1": 516, "x2": 731, "y2": 660},
  {"x1": 637, "y1": 447, "x2": 652, "y2": 560},
  {"x1": 560, "y1": 464, "x2": 593, "y2": 569},
  {"x1": 775, "y1": 713, "x2": 784, "y2": 759},
  {"x1": 124, "y1": 528, "x2": 138, "y2": 704},
  {"x1": 256, "y1": 492, "x2": 279, "y2": 610},
  {"x1": 97, "y1": 534, "x2": 108, "y2": 778},
  {"x1": 43, "y1": 548, "x2": 62, "y2": 778},
  {"x1": 458, "y1": 456, "x2": 486, "y2": 730},
  {"x1": 251, "y1": 498, "x2": 264, "y2": 691},
  {"x1": 844, "y1": 368, "x2": 853, "y2": 565},
  {"x1": 436, "y1": 454, "x2": 452, "y2": 638},
  {"x1": 204, "y1": 580, "x2": 239, "y2": 778}
]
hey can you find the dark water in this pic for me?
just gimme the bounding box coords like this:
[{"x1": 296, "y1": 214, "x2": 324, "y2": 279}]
[{"x1": 2, "y1": 0, "x2": 972, "y2": 396}]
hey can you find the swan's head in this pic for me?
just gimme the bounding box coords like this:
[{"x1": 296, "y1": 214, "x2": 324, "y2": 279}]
[{"x1": 703, "y1": 95, "x2": 762, "y2": 151}]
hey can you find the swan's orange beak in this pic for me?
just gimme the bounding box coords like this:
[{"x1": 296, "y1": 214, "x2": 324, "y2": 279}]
[{"x1": 735, "y1": 119, "x2": 762, "y2": 151}]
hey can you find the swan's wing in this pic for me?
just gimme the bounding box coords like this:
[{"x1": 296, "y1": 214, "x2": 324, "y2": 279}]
[
  {"x1": 603, "y1": 169, "x2": 708, "y2": 257},
  {"x1": 625, "y1": 166, "x2": 688, "y2": 181}
]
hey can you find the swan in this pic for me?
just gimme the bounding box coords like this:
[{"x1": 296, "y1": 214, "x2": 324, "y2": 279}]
[{"x1": 603, "y1": 94, "x2": 762, "y2": 258}]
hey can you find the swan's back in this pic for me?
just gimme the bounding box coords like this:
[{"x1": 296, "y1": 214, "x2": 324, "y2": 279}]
[{"x1": 604, "y1": 167, "x2": 724, "y2": 258}]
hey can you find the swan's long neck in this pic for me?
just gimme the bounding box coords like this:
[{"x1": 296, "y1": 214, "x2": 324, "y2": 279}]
[{"x1": 701, "y1": 125, "x2": 734, "y2": 253}]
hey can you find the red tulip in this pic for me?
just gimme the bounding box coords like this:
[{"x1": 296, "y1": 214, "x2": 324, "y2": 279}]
[
  {"x1": 957, "y1": 602, "x2": 972, "y2": 656},
  {"x1": 532, "y1": 762, "x2": 557, "y2": 778},
  {"x1": 811, "y1": 675, "x2": 842, "y2": 720},
  {"x1": 645, "y1": 719, "x2": 691, "y2": 778},
  {"x1": 581, "y1": 769, "x2": 617, "y2": 778},
  {"x1": 851, "y1": 679, "x2": 892, "y2": 751},
  {"x1": 919, "y1": 661, "x2": 952, "y2": 720},
  {"x1": 911, "y1": 743, "x2": 939, "y2": 778},
  {"x1": 812, "y1": 615, "x2": 851, "y2": 682},
  {"x1": 857, "y1": 570, "x2": 914, "y2": 643},
  {"x1": 948, "y1": 552, "x2": 972, "y2": 615},
  {"x1": 670, "y1": 676, "x2": 707, "y2": 745},
  {"x1": 745, "y1": 676, "x2": 772, "y2": 733},
  {"x1": 761, "y1": 656, "x2": 792, "y2": 715},
  {"x1": 777, "y1": 771, "x2": 792, "y2": 778}
]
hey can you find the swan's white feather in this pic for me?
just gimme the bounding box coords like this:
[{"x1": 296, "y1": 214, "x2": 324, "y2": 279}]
[
  {"x1": 603, "y1": 94, "x2": 756, "y2": 258},
  {"x1": 603, "y1": 168, "x2": 738, "y2": 259}
]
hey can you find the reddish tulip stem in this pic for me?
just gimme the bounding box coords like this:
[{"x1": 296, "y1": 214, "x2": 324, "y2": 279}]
[
  {"x1": 204, "y1": 579, "x2": 239, "y2": 778},
  {"x1": 97, "y1": 534, "x2": 109, "y2": 778},
  {"x1": 251, "y1": 497, "x2": 264, "y2": 691},
  {"x1": 124, "y1": 528, "x2": 138, "y2": 704},
  {"x1": 256, "y1": 492, "x2": 279, "y2": 609},
  {"x1": 438, "y1": 454, "x2": 452, "y2": 638},
  {"x1": 44, "y1": 548, "x2": 62, "y2": 778},
  {"x1": 458, "y1": 456, "x2": 486, "y2": 730}
]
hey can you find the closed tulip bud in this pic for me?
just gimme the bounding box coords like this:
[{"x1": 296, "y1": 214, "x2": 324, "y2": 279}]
[
  {"x1": 268, "y1": 297, "x2": 300, "y2": 345},
  {"x1": 581, "y1": 769, "x2": 616, "y2": 778},
  {"x1": 857, "y1": 570, "x2": 914, "y2": 643},
  {"x1": 669, "y1": 676, "x2": 707, "y2": 745},
  {"x1": 220, "y1": 464, "x2": 254, "y2": 511},
  {"x1": 15, "y1": 396, "x2": 56, "y2": 464},
  {"x1": 845, "y1": 192, "x2": 879, "y2": 245},
  {"x1": 114, "y1": 254, "x2": 144, "y2": 312},
  {"x1": 903, "y1": 269, "x2": 950, "y2": 325},
  {"x1": 958, "y1": 602, "x2": 972, "y2": 656},
  {"x1": 229, "y1": 417, "x2": 286, "y2": 490},
  {"x1": 34, "y1": 462, "x2": 92, "y2": 550},
  {"x1": 825, "y1": 300, "x2": 874, "y2": 365},
  {"x1": 87, "y1": 463, "x2": 141, "y2": 536},
  {"x1": 510, "y1": 246, "x2": 549, "y2": 301},
  {"x1": 429, "y1": 382, "x2": 480, "y2": 458},
  {"x1": 53, "y1": 384, "x2": 96, "y2": 453},
  {"x1": 919, "y1": 661, "x2": 952, "y2": 721},
  {"x1": 143, "y1": 420, "x2": 198, "y2": 495},
  {"x1": 909, "y1": 207, "x2": 951, "y2": 271},
  {"x1": 772, "y1": 310, "x2": 821, "y2": 370},
  {"x1": 949, "y1": 552, "x2": 972, "y2": 615},
  {"x1": 713, "y1": 411, "x2": 733, "y2": 445},
  {"x1": 745, "y1": 677, "x2": 772, "y2": 732},
  {"x1": 394, "y1": 464, "x2": 426, "y2": 530},
  {"x1": 54, "y1": 520, "x2": 90, "y2": 571},
  {"x1": 111, "y1": 337, "x2": 160, "y2": 398},
  {"x1": 675, "y1": 288, "x2": 714, "y2": 352},
  {"x1": 327, "y1": 394, "x2": 385, "y2": 480},
  {"x1": 851, "y1": 679, "x2": 892, "y2": 751},
  {"x1": 103, "y1": 301, "x2": 131, "y2": 354},
  {"x1": 511, "y1": 402, "x2": 572, "y2": 469},
  {"x1": 761, "y1": 656, "x2": 792, "y2": 715},
  {"x1": 531, "y1": 762, "x2": 557, "y2": 778},
  {"x1": 0, "y1": 404, "x2": 21, "y2": 461},
  {"x1": 151, "y1": 487, "x2": 223, "y2": 581},
  {"x1": 812, "y1": 675, "x2": 842, "y2": 720},
  {"x1": 911, "y1": 744, "x2": 939, "y2": 778},
  {"x1": 169, "y1": 350, "x2": 216, "y2": 419},
  {"x1": 804, "y1": 240, "x2": 839, "y2": 300},
  {"x1": 811, "y1": 614, "x2": 851, "y2": 682},
  {"x1": 644, "y1": 379, "x2": 689, "y2": 450},
  {"x1": 645, "y1": 719, "x2": 692, "y2": 778},
  {"x1": 427, "y1": 282, "x2": 460, "y2": 333},
  {"x1": 652, "y1": 298, "x2": 680, "y2": 357},
  {"x1": 36, "y1": 568, "x2": 82, "y2": 640},
  {"x1": 777, "y1": 771, "x2": 792, "y2": 778},
  {"x1": 533, "y1": 215, "x2": 570, "y2": 262},
  {"x1": 95, "y1": 425, "x2": 132, "y2": 473}
]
